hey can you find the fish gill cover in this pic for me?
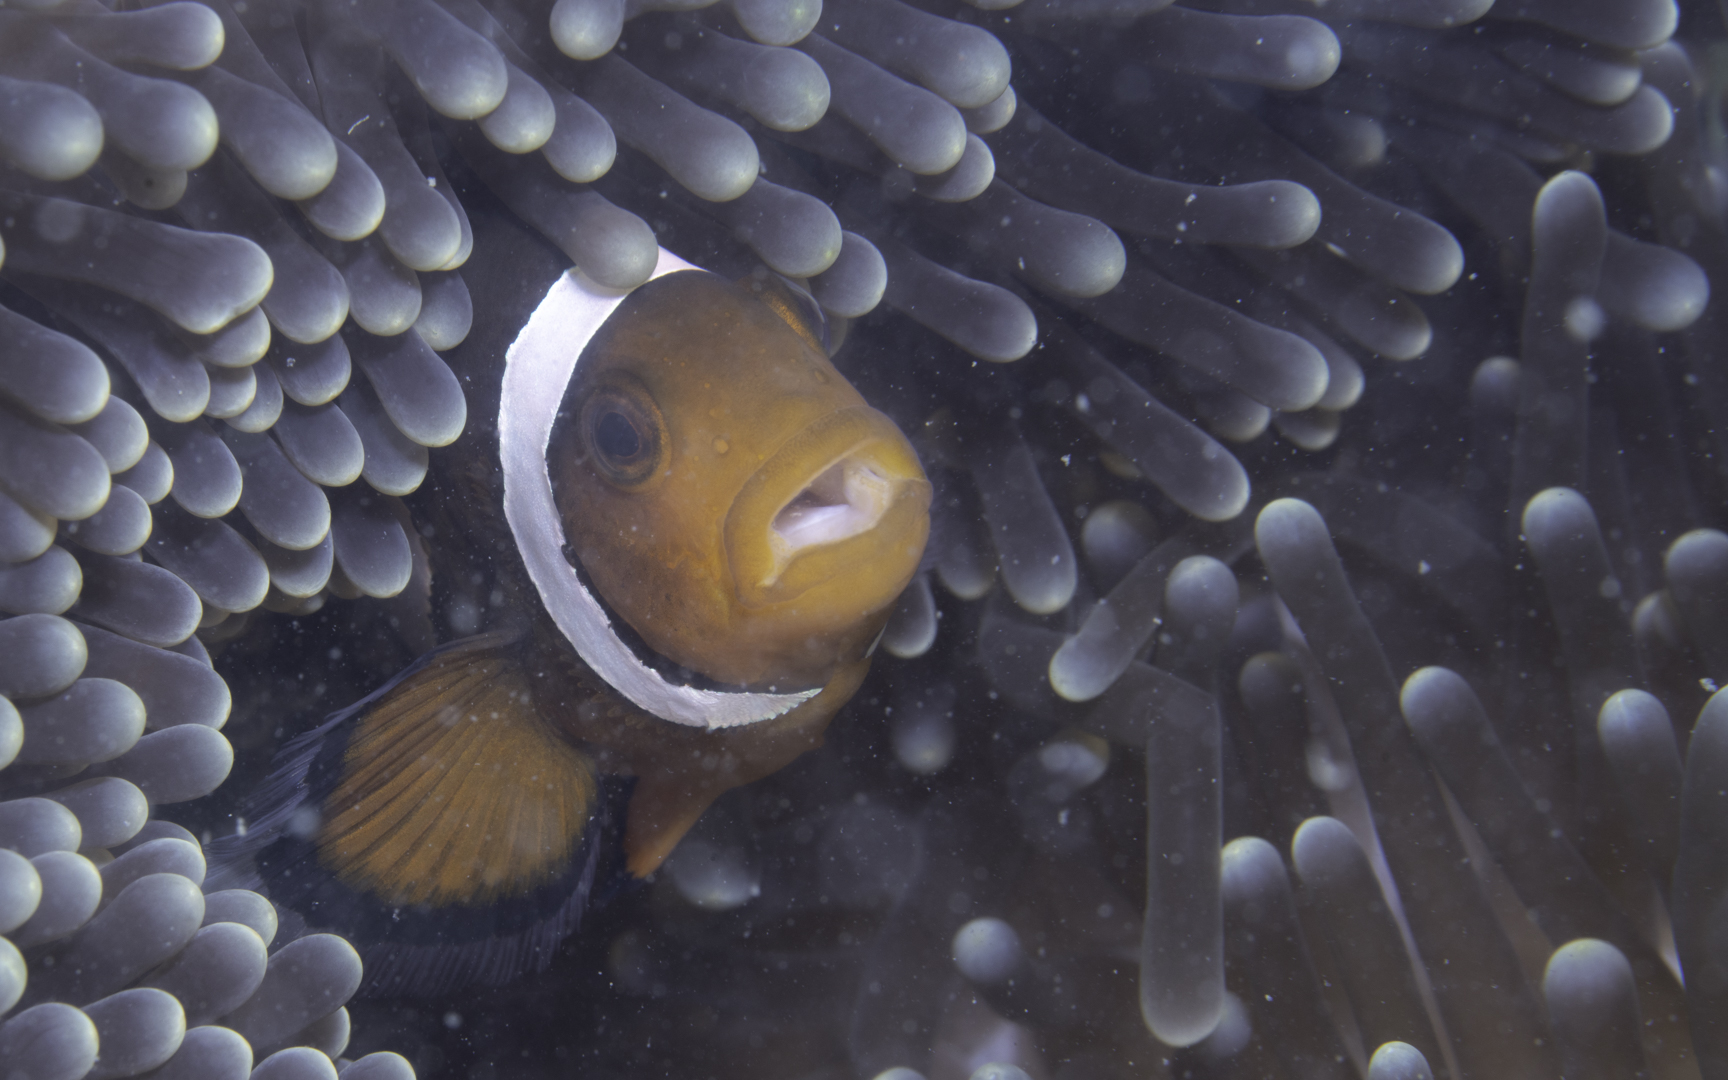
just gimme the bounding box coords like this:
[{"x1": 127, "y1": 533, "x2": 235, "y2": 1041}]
[{"x1": 0, "y1": 0, "x2": 1725, "y2": 1079}]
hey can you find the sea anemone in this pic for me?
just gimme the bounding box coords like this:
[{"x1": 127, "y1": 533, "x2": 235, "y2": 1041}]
[{"x1": 1, "y1": 0, "x2": 1724, "y2": 1078}]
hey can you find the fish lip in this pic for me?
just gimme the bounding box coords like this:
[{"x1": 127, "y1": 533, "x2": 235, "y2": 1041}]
[{"x1": 724, "y1": 405, "x2": 930, "y2": 608}]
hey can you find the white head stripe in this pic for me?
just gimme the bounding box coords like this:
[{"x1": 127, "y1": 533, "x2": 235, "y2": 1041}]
[{"x1": 499, "y1": 249, "x2": 819, "y2": 730}]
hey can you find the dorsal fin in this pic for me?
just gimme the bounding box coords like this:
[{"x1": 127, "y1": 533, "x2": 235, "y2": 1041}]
[
  {"x1": 743, "y1": 272, "x2": 832, "y2": 355},
  {"x1": 216, "y1": 633, "x2": 616, "y2": 996}
]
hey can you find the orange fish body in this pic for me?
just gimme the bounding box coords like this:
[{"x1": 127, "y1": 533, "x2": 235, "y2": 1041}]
[{"x1": 225, "y1": 211, "x2": 930, "y2": 994}]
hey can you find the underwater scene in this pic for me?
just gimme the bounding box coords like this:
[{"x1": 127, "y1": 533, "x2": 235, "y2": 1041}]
[{"x1": 1, "y1": 0, "x2": 1727, "y2": 1078}]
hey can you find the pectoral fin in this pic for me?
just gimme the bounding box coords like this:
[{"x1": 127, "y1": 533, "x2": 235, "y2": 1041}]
[
  {"x1": 317, "y1": 637, "x2": 595, "y2": 907},
  {"x1": 226, "y1": 633, "x2": 613, "y2": 996}
]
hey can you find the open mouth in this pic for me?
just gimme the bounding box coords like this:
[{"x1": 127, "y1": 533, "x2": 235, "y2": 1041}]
[
  {"x1": 725, "y1": 405, "x2": 930, "y2": 608},
  {"x1": 770, "y1": 457, "x2": 897, "y2": 556}
]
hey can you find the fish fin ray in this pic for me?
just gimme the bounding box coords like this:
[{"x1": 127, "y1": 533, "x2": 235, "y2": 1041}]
[
  {"x1": 213, "y1": 633, "x2": 618, "y2": 997},
  {"x1": 315, "y1": 637, "x2": 597, "y2": 908},
  {"x1": 744, "y1": 272, "x2": 832, "y2": 355}
]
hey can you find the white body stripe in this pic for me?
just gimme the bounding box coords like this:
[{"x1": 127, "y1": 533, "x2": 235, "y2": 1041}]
[{"x1": 499, "y1": 249, "x2": 818, "y2": 730}]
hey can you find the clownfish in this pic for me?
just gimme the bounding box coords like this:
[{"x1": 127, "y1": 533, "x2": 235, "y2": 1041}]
[{"x1": 220, "y1": 215, "x2": 931, "y2": 994}]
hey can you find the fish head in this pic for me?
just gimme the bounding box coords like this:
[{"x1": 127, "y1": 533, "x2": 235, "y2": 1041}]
[{"x1": 547, "y1": 270, "x2": 931, "y2": 690}]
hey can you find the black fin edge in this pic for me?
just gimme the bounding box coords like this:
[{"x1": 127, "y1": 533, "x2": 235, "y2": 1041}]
[{"x1": 206, "y1": 632, "x2": 639, "y2": 997}]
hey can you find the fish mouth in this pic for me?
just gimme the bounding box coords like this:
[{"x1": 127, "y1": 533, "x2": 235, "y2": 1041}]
[
  {"x1": 770, "y1": 458, "x2": 898, "y2": 556},
  {"x1": 726, "y1": 406, "x2": 931, "y2": 610}
]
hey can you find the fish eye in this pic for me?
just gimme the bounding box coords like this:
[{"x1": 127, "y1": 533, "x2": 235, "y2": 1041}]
[
  {"x1": 581, "y1": 385, "x2": 663, "y2": 488},
  {"x1": 594, "y1": 411, "x2": 641, "y2": 460}
]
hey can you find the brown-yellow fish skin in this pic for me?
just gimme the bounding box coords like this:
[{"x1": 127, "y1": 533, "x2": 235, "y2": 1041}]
[{"x1": 547, "y1": 270, "x2": 933, "y2": 691}]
